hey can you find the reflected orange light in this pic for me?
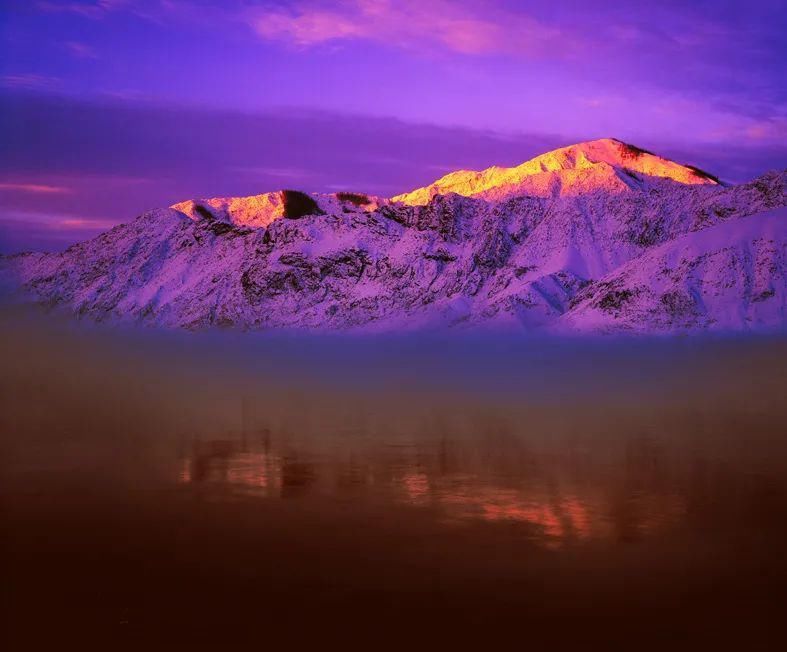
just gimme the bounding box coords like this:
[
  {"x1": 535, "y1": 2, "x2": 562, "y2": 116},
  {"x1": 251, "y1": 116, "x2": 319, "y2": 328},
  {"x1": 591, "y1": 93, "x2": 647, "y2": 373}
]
[{"x1": 177, "y1": 436, "x2": 685, "y2": 548}]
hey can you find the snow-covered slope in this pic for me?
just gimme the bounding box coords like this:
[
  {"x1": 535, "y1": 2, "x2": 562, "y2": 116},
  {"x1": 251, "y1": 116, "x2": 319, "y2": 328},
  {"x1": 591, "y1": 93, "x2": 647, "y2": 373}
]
[
  {"x1": 1, "y1": 140, "x2": 785, "y2": 334},
  {"x1": 562, "y1": 207, "x2": 787, "y2": 333}
]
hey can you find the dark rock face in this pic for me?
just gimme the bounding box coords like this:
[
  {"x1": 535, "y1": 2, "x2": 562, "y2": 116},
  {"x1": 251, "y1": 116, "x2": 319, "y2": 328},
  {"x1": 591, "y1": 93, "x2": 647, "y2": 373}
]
[
  {"x1": 336, "y1": 192, "x2": 371, "y2": 206},
  {"x1": 598, "y1": 288, "x2": 634, "y2": 312},
  {"x1": 660, "y1": 290, "x2": 696, "y2": 317},
  {"x1": 281, "y1": 190, "x2": 324, "y2": 219}
]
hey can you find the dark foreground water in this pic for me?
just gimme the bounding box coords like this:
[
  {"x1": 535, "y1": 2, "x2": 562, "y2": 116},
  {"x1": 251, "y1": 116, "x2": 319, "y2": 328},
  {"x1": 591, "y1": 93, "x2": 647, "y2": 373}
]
[{"x1": 1, "y1": 309, "x2": 787, "y2": 649}]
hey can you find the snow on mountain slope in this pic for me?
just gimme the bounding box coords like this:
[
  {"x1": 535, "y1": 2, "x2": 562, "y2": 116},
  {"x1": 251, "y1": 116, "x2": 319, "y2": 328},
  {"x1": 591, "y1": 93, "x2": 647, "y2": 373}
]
[
  {"x1": 561, "y1": 207, "x2": 787, "y2": 333},
  {"x1": 393, "y1": 138, "x2": 719, "y2": 205},
  {"x1": 0, "y1": 140, "x2": 784, "y2": 334}
]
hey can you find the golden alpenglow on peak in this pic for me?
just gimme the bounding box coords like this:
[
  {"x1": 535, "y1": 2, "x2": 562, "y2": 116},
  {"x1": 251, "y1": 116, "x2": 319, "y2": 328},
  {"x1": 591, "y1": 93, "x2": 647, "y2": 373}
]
[{"x1": 393, "y1": 138, "x2": 719, "y2": 205}]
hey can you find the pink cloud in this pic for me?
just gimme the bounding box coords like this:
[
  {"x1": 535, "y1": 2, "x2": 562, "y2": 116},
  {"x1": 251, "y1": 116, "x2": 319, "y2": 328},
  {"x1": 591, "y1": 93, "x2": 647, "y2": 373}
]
[
  {"x1": 742, "y1": 118, "x2": 787, "y2": 142},
  {"x1": 57, "y1": 217, "x2": 117, "y2": 230},
  {"x1": 249, "y1": 0, "x2": 564, "y2": 57},
  {"x1": 0, "y1": 183, "x2": 72, "y2": 194}
]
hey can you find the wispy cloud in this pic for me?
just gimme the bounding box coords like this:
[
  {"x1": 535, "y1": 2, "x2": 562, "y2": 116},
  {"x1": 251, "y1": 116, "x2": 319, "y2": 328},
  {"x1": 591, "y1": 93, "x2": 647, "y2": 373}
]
[
  {"x1": 0, "y1": 183, "x2": 72, "y2": 194},
  {"x1": 249, "y1": 0, "x2": 564, "y2": 57},
  {"x1": 36, "y1": 0, "x2": 131, "y2": 19},
  {"x1": 743, "y1": 117, "x2": 787, "y2": 142},
  {"x1": 57, "y1": 217, "x2": 117, "y2": 230},
  {"x1": 0, "y1": 210, "x2": 118, "y2": 253},
  {"x1": 1, "y1": 74, "x2": 61, "y2": 90},
  {"x1": 233, "y1": 166, "x2": 311, "y2": 180},
  {"x1": 35, "y1": 0, "x2": 168, "y2": 24},
  {"x1": 64, "y1": 41, "x2": 99, "y2": 59}
]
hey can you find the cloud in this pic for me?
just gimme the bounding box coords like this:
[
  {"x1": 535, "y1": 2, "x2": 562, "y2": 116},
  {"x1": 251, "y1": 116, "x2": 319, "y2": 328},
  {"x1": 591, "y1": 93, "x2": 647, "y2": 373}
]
[
  {"x1": 1, "y1": 74, "x2": 61, "y2": 90},
  {"x1": 64, "y1": 41, "x2": 99, "y2": 59},
  {"x1": 233, "y1": 166, "x2": 312, "y2": 180},
  {"x1": 35, "y1": 0, "x2": 168, "y2": 23},
  {"x1": 0, "y1": 210, "x2": 116, "y2": 253},
  {"x1": 743, "y1": 117, "x2": 787, "y2": 142},
  {"x1": 245, "y1": 0, "x2": 786, "y2": 126},
  {"x1": 36, "y1": 0, "x2": 130, "y2": 19},
  {"x1": 249, "y1": 0, "x2": 564, "y2": 57},
  {"x1": 0, "y1": 183, "x2": 72, "y2": 194},
  {"x1": 57, "y1": 217, "x2": 117, "y2": 229}
]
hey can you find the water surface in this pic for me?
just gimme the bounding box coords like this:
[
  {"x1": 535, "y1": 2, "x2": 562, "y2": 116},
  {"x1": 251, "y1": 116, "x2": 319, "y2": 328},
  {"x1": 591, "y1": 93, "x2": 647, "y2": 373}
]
[{"x1": 2, "y1": 311, "x2": 786, "y2": 648}]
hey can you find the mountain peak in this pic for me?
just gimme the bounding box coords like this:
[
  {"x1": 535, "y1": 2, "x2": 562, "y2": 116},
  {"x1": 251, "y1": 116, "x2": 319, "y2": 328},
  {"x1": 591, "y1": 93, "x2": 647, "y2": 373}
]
[
  {"x1": 167, "y1": 139, "x2": 722, "y2": 229},
  {"x1": 393, "y1": 138, "x2": 720, "y2": 205}
]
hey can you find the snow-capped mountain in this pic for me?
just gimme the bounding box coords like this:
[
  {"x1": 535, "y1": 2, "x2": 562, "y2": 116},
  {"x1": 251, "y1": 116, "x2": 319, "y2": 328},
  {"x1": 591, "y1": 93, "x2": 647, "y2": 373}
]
[{"x1": 1, "y1": 138, "x2": 785, "y2": 333}]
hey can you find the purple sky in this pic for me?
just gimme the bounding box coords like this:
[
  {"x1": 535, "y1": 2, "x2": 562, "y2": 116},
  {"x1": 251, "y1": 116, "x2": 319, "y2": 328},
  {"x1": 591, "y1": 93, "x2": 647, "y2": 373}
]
[{"x1": 1, "y1": 0, "x2": 786, "y2": 252}]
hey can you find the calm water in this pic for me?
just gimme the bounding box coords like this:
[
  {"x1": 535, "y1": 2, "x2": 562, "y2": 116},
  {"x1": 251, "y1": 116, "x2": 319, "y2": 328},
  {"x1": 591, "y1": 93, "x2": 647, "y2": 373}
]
[{"x1": 2, "y1": 310, "x2": 787, "y2": 648}]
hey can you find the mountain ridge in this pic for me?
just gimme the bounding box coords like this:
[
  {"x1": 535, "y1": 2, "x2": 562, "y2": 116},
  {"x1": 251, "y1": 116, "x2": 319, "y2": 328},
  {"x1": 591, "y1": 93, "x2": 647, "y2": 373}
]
[
  {"x1": 1, "y1": 140, "x2": 785, "y2": 334},
  {"x1": 393, "y1": 138, "x2": 720, "y2": 205}
]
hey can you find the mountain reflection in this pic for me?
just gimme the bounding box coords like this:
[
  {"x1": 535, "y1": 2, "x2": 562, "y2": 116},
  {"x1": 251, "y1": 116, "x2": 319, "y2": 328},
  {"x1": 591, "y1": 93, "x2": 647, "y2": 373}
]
[{"x1": 178, "y1": 430, "x2": 688, "y2": 547}]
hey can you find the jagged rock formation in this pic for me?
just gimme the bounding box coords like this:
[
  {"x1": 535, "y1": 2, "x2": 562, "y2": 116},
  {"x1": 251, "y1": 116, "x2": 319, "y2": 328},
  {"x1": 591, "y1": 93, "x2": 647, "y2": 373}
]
[{"x1": 1, "y1": 139, "x2": 785, "y2": 333}]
